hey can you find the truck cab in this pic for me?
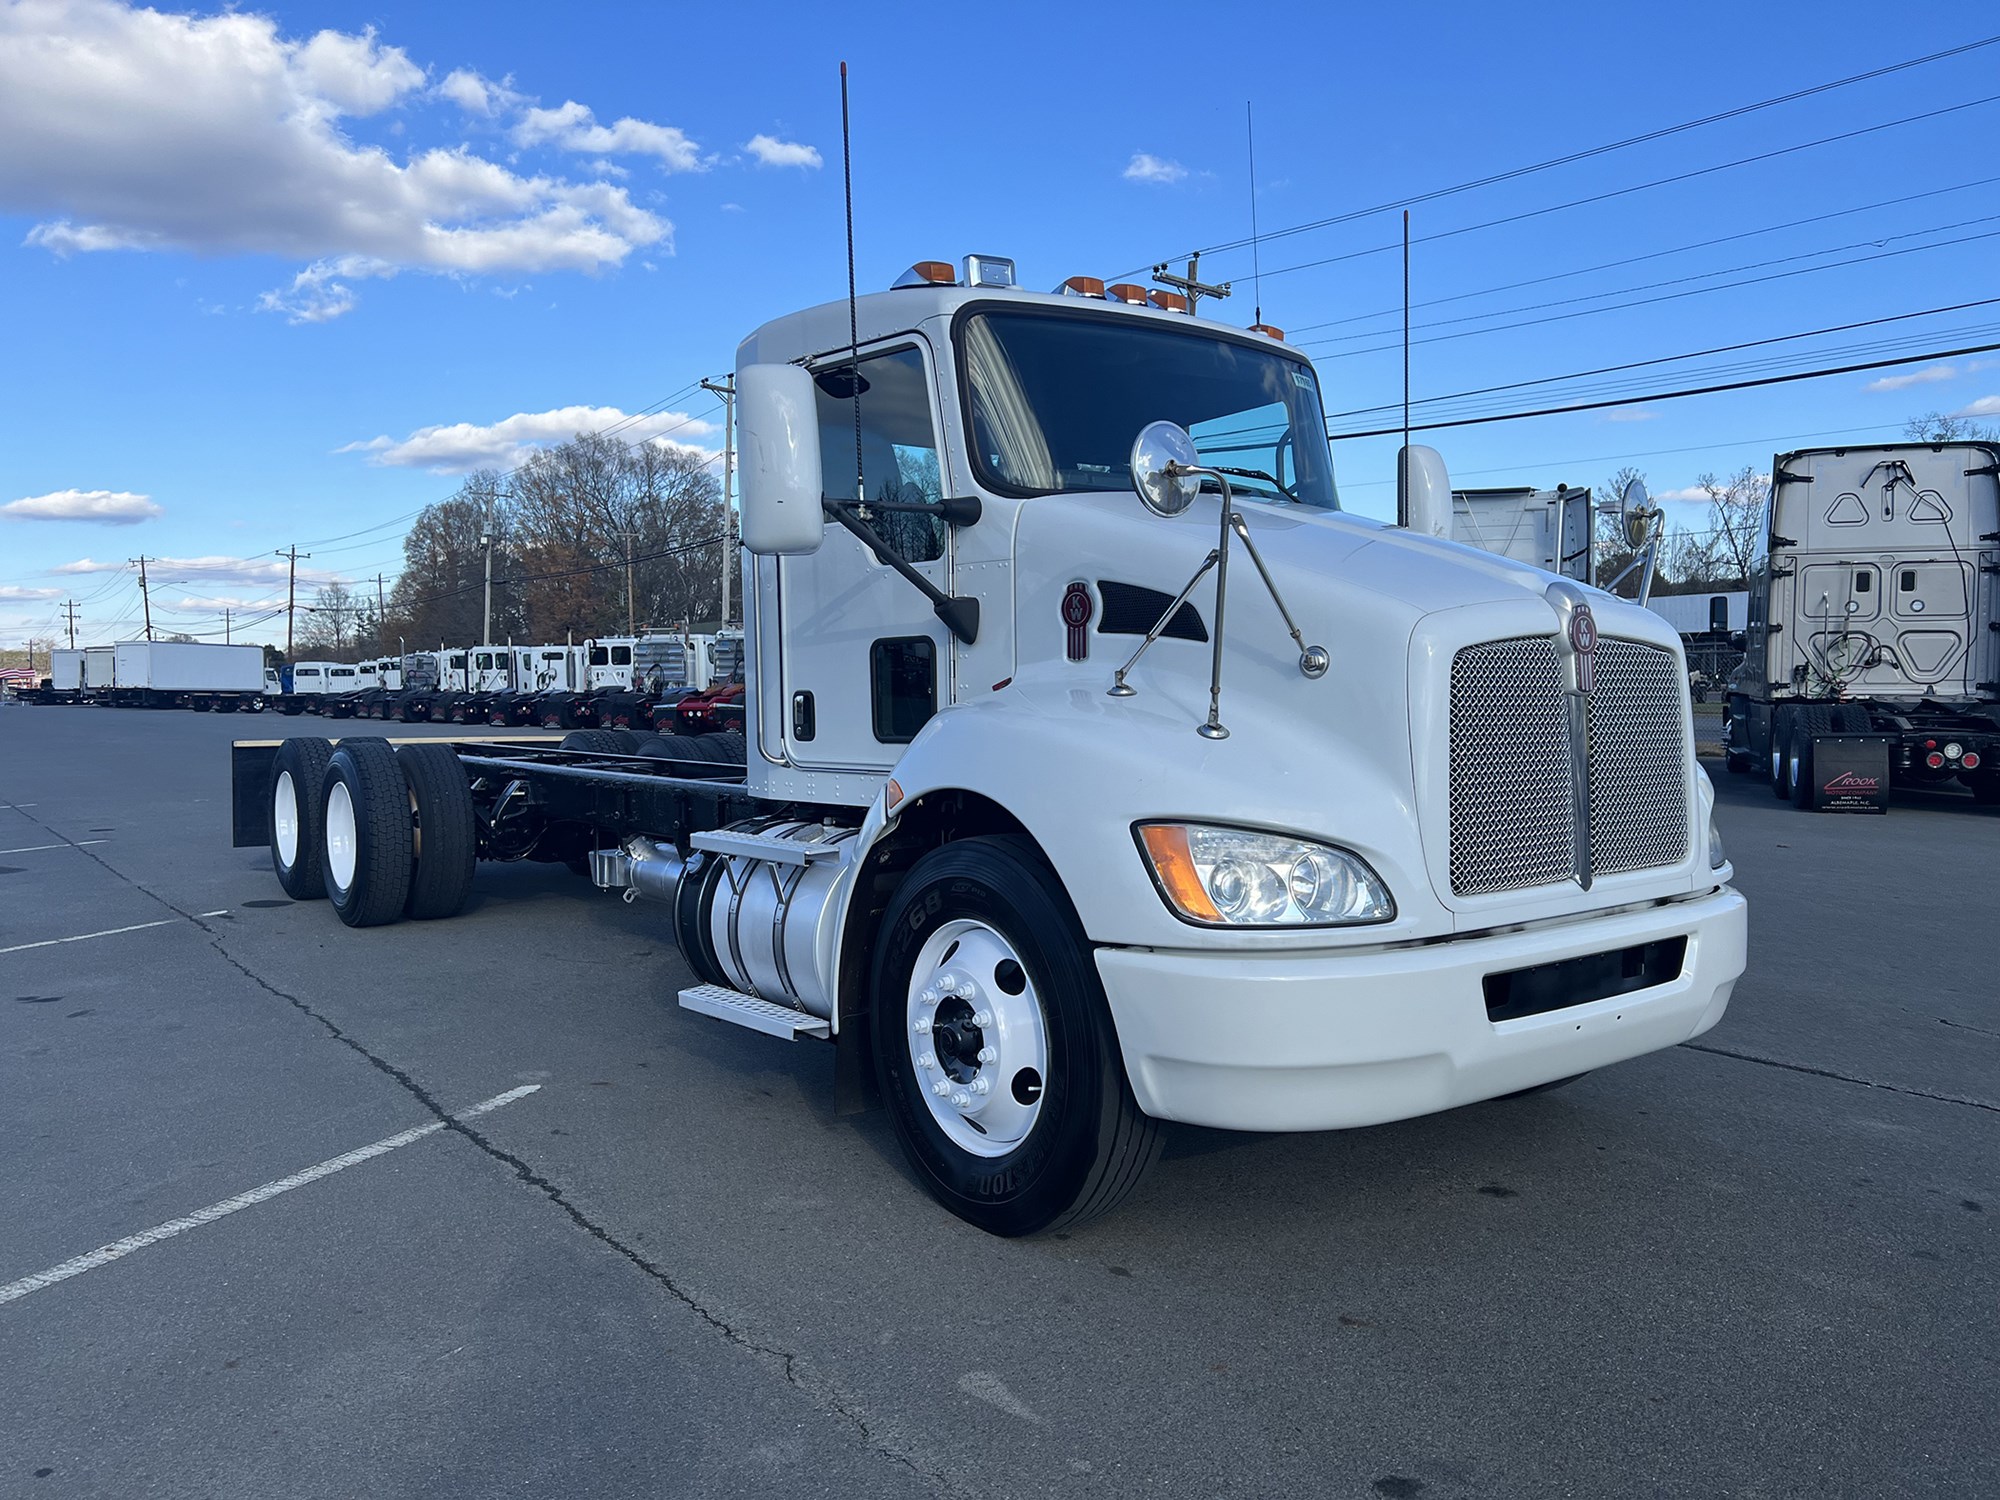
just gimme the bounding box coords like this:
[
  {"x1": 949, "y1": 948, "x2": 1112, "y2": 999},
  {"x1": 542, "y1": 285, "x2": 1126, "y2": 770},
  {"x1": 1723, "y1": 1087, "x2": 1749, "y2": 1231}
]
[{"x1": 1725, "y1": 442, "x2": 2000, "y2": 804}]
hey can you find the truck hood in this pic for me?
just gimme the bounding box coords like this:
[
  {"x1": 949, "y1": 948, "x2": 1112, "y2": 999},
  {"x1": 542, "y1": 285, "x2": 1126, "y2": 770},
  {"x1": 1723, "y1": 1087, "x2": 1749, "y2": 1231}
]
[{"x1": 987, "y1": 491, "x2": 1699, "y2": 947}]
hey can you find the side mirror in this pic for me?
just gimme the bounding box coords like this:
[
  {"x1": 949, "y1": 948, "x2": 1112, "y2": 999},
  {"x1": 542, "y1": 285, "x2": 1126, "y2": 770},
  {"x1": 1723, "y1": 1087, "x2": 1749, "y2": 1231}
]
[
  {"x1": 1729, "y1": 632, "x2": 1747, "y2": 652},
  {"x1": 1708, "y1": 595, "x2": 1731, "y2": 635},
  {"x1": 1130, "y1": 421, "x2": 1201, "y2": 516},
  {"x1": 738, "y1": 364, "x2": 824, "y2": 555},
  {"x1": 1399, "y1": 445, "x2": 1451, "y2": 538}
]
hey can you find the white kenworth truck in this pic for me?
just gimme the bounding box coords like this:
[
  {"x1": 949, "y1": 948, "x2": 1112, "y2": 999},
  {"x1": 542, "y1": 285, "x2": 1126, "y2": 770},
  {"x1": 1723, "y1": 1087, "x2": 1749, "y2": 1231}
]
[
  {"x1": 1724, "y1": 441, "x2": 2000, "y2": 808},
  {"x1": 230, "y1": 258, "x2": 1746, "y2": 1235}
]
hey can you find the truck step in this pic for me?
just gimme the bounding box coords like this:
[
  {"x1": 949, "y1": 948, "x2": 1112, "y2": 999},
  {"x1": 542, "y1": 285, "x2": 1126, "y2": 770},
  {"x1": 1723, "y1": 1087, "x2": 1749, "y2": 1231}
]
[
  {"x1": 689, "y1": 828, "x2": 843, "y2": 866},
  {"x1": 678, "y1": 984, "x2": 830, "y2": 1040}
]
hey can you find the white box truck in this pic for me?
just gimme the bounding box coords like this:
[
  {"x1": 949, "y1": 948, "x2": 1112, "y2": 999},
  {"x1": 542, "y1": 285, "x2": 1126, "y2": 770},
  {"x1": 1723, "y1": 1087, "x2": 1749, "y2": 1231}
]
[
  {"x1": 231, "y1": 255, "x2": 1746, "y2": 1235},
  {"x1": 102, "y1": 641, "x2": 266, "y2": 710}
]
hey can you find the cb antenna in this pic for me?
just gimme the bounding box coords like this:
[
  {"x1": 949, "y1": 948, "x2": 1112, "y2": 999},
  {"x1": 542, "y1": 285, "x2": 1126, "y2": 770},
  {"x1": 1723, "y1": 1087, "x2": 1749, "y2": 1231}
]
[
  {"x1": 1245, "y1": 100, "x2": 1263, "y2": 327},
  {"x1": 840, "y1": 61, "x2": 864, "y2": 511}
]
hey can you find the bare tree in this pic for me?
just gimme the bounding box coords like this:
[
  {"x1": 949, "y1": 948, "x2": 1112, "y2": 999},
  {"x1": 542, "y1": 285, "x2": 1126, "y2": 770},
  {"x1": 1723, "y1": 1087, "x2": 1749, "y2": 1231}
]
[
  {"x1": 298, "y1": 582, "x2": 365, "y2": 656},
  {"x1": 1691, "y1": 466, "x2": 1766, "y2": 586},
  {"x1": 1904, "y1": 410, "x2": 2000, "y2": 443}
]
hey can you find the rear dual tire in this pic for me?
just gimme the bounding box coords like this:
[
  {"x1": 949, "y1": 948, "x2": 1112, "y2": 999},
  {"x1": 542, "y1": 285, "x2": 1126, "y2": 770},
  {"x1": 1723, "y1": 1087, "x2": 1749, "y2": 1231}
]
[
  {"x1": 271, "y1": 738, "x2": 334, "y2": 899},
  {"x1": 321, "y1": 741, "x2": 412, "y2": 926}
]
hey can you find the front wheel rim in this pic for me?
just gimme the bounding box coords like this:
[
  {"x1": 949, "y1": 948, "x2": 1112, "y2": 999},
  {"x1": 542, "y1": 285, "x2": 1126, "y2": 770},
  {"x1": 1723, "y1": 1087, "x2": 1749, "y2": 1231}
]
[
  {"x1": 906, "y1": 919, "x2": 1049, "y2": 1159},
  {"x1": 325, "y1": 779, "x2": 358, "y2": 892},
  {"x1": 273, "y1": 770, "x2": 299, "y2": 866}
]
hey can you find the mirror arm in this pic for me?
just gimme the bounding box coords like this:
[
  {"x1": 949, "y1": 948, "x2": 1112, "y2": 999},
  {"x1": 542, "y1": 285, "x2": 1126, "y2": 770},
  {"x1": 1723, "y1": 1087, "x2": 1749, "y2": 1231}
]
[{"x1": 821, "y1": 499, "x2": 980, "y2": 645}]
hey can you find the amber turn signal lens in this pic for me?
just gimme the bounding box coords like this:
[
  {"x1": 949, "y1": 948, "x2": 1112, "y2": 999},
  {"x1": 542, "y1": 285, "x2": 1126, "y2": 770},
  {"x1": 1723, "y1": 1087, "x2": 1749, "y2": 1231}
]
[{"x1": 1138, "y1": 825, "x2": 1222, "y2": 922}]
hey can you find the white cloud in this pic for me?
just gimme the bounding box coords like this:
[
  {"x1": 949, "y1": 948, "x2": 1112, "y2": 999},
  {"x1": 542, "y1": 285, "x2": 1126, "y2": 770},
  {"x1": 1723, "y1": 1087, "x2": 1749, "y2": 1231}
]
[
  {"x1": 341, "y1": 405, "x2": 718, "y2": 473},
  {"x1": 2, "y1": 488, "x2": 161, "y2": 523},
  {"x1": 52, "y1": 553, "x2": 343, "y2": 587},
  {"x1": 1, "y1": 1, "x2": 671, "y2": 317},
  {"x1": 1951, "y1": 395, "x2": 2000, "y2": 418},
  {"x1": 1864, "y1": 364, "x2": 1958, "y2": 393},
  {"x1": 164, "y1": 591, "x2": 286, "y2": 611},
  {"x1": 744, "y1": 133, "x2": 821, "y2": 169},
  {"x1": 513, "y1": 101, "x2": 703, "y2": 171},
  {"x1": 1600, "y1": 407, "x2": 1659, "y2": 422},
  {"x1": 437, "y1": 67, "x2": 518, "y2": 117},
  {"x1": 1653, "y1": 485, "x2": 1712, "y2": 503},
  {"x1": 1123, "y1": 153, "x2": 1187, "y2": 185},
  {"x1": 0, "y1": 584, "x2": 62, "y2": 601}
]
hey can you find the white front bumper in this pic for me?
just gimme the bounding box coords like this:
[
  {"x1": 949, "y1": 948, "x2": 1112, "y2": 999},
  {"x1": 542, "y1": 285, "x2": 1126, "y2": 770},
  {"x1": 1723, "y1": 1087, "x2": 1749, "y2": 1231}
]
[{"x1": 1097, "y1": 885, "x2": 1746, "y2": 1131}]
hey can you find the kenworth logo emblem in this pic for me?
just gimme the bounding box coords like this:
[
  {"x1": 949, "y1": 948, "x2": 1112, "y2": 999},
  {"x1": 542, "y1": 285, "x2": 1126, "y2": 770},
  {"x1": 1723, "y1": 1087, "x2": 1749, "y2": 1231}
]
[{"x1": 1569, "y1": 603, "x2": 1598, "y2": 694}]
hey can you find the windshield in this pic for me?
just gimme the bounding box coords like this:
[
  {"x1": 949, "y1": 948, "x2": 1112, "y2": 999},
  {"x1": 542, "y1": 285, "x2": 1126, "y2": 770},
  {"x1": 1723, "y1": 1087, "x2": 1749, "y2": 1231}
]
[{"x1": 959, "y1": 308, "x2": 1338, "y2": 508}]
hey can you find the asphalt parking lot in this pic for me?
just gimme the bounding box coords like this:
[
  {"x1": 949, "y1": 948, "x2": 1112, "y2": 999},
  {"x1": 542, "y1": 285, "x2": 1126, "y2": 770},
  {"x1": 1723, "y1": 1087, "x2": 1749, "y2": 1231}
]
[{"x1": 2, "y1": 705, "x2": 1994, "y2": 1499}]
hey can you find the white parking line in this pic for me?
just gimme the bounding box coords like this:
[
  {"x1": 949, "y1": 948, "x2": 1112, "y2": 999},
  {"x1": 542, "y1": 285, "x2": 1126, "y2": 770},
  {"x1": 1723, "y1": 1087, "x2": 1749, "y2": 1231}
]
[
  {"x1": 0, "y1": 840, "x2": 108, "y2": 855},
  {"x1": 0, "y1": 919, "x2": 179, "y2": 956},
  {"x1": 0, "y1": 1085, "x2": 541, "y2": 1306}
]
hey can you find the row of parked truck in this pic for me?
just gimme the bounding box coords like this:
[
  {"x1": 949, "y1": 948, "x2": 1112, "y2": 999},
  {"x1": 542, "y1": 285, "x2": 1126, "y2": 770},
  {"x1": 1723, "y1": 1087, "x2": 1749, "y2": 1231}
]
[{"x1": 25, "y1": 631, "x2": 747, "y2": 735}]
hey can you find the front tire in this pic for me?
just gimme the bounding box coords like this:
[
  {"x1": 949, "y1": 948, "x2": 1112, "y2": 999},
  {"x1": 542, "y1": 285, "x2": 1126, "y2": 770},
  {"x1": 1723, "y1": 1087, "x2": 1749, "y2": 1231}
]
[
  {"x1": 870, "y1": 837, "x2": 1160, "y2": 1237},
  {"x1": 321, "y1": 740, "x2": 414, "y2": 927}
]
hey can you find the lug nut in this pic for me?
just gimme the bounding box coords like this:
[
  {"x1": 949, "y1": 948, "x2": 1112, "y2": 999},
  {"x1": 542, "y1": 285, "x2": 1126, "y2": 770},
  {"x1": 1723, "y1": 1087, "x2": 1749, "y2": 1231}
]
[
  {"x1": 971, "y1": 1078, "x2": 991, "y2": 1095},
  {"x1": 917, "y1": 1052, "x2": 937, "y2": 1069},
  {"x1": 913, "y1": 1016, "x2": 932, "y2": 1034},
  {"x1": 977, "y1": 1046, "x2": 996, "y2": 1063},
  {"x1": 950, "y1": 1091, "x2": 972, "y2": 1109},
  {"x1": 931, "y1": 1080, "x2": 953, "y2": 1097},
  {"x1": 939, "y1": 974, "x2": 958, "y2": 994},
  {"x1": 972, "y1": 1010, "x2": 993, "y2": 1028}
]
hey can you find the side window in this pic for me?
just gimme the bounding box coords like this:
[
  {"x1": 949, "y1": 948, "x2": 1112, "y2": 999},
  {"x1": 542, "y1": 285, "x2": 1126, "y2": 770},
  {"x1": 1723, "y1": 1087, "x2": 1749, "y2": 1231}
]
[
  {"x1": 611, "y1": 646, "x2": 631, "y2": 666},
  {"x1": 588, "y1": 646, "x2": 609, "y2": 666},
  {"x1": 813, "y1": 345, "x2": 946, "y2": 564},
  {"x1": 870, "y1": 637, "x2": 936, "y2": 743}
]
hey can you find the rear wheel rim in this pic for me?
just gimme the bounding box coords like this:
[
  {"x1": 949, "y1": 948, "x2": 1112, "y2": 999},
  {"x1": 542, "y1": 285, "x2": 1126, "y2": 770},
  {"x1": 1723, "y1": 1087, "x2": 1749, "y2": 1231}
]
[
  {"x1": 273, "y1": 770, "x2": 299, "y2": 866},
  {"x1": 325, "y1": 780, "x2": 358, "y2": 892},
  {"x1": 906, "y1": 919, "x2": 1049, "y2": 1159}
]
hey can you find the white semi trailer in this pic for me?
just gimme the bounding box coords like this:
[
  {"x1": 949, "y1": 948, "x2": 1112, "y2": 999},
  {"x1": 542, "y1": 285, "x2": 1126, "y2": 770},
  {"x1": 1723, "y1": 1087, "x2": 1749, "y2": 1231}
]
[{"x1": 231, "y1": 257, "x2": 1746, "y2": 1235}]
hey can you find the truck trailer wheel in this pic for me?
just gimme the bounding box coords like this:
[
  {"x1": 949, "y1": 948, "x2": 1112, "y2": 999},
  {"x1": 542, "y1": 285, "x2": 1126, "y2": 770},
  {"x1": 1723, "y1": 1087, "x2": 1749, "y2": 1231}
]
[
  {"x1": 320, "y1": 740, "x2": 414, "y2": 927},
  {"x1": 559, "y1": 729, "x2": 629, "y2": 755},
  {"x1": 870, "y1": 837, "x2": 1162, "y2": 1237},
  {"x1": 270, "y1": 737, "x2": 334, "y2": 900},
  {"x1": 396, "y1": 744, "x2": 476, "y2": 919}
]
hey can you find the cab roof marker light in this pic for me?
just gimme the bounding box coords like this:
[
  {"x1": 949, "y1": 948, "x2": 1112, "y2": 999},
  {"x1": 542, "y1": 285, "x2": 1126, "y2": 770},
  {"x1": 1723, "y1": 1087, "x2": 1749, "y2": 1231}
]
[
  {"x1": 962, "y1": 254, "x2": 1017, "y2": 288},
  {"x1": 1105, "y1": 282, "x2": 1150, "y2": 305},
  {"x1": 1055, "y1": 275, "x2": 1107, "y2": 299},
  {"x1": 1148, "y1": 290, "x2": 1189, "y2": 314},
  {"x1": 892, "y1": 260, "x2": 957, "y2": 289},
  {"x1": 1250, "y1": 323, "x2": 1285, "y2": 341}
]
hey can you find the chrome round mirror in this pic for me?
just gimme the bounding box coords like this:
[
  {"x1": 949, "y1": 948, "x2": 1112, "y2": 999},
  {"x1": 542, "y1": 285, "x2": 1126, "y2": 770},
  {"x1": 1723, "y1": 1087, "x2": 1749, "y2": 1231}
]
[{"x1": 1130, "y1": 421, "x2": 1202, "y2": 517}]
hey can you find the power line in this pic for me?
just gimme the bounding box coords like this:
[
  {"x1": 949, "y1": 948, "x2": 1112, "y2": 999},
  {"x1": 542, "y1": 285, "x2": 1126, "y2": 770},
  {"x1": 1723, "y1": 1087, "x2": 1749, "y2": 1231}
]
[
  {"x1": 1327, "y1": 338, "x2": 2000, "y2": 440},
  {"x1": 1175, "y1": 35, "x2": 2000, "y2": 266},
  {"x1": 1323, "y1": 295, "x2": 2000, "y2": 421},
  {"x1": 1292, "y1": 189, "x2": 2000, "y2": 335},
  {"x1": 1307, "y1": 222, "x2": 2000, "y2": 360}
]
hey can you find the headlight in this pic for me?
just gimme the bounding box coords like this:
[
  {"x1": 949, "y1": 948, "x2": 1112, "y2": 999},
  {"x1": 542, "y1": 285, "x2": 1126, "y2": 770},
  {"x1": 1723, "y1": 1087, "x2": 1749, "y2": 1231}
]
[
  {"x1": 1696, "y1": 766, "x2": 1726, "y2": 869},
  {"x1": 1135, "y1": 823, "x2": 1394, "y2": 927}
]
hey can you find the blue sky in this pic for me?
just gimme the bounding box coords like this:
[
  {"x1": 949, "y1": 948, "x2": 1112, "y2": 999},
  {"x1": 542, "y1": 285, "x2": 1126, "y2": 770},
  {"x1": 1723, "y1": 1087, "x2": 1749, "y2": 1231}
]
[{"x1": 3, "y1": 0, "x2": 1998, "y2": 647}]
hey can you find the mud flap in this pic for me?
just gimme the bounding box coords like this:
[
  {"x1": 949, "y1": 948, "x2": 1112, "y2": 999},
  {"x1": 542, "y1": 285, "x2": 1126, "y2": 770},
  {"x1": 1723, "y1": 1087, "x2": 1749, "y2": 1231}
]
[{"x1": 1808, "y1": 736, "x2": 1890, "y2": 813}]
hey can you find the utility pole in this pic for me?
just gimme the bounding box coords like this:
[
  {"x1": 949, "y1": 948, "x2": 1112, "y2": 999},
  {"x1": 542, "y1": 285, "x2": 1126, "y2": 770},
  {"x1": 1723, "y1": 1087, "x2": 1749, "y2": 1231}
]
[
  {"x1": 276, "y1": 546, "x2": 309, "y2": 659},
  {"x1": 373, "y1": 574, "x2": 387, "y2": 652},
  {"x1": 479, "y1": 491, "x2": 495, "y2": 646},
  {"x1": 700, "y1": 375, "x2": 738, "y2": 625},
  {"x1": 131, "y1": 556, "x2": 154, "y2": 641},
  {"x1": 61, "y1": 600, "x2": 79, "y2": 648},
  {"x1": 224, "y1": 607, "x2": 231, "y2": 645},
  {"x1": 623, "y1": 529, "x2": 636, "y2": 636},
  {"x1": 1151, "y1": 252, "x2": 1231, "y2": 317}
]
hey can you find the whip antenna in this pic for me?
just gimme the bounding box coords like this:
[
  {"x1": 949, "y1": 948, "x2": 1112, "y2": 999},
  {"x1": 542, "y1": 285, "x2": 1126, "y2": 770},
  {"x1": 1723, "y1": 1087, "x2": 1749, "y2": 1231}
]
[
  {"x1": 1246, "y1": 101, "x2": 1263, "y2": 326},
  {"x1": 840, "y1": 61, "x2": 864, "y2": 509}
]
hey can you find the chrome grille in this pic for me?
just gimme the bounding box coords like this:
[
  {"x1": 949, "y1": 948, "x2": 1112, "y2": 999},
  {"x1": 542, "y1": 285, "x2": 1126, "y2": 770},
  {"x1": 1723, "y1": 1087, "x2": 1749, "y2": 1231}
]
[
  {"x1": 1448, "y1": 636, "x2": 1688, "y2": 896},
  {"x1": 1449, "y1": 639, "x2": 1573, "y2": 896},
  {"x1": 1587, "y1": 639, "x2": 1690, "y2": 876}
]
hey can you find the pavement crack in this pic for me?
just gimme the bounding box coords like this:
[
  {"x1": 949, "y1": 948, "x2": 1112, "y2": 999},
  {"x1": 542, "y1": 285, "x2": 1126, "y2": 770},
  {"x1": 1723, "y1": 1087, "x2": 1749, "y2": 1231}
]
[
  {"x1": 1939, "y1": 1017, "x2": 2000, "y2": 1041},
  {"x1": 5, "y1": 805, "x2": 964, "y2": 1496},
  {"x1": 1682, "y1": 1041, "x2": 1999, "y2": 1114}
]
